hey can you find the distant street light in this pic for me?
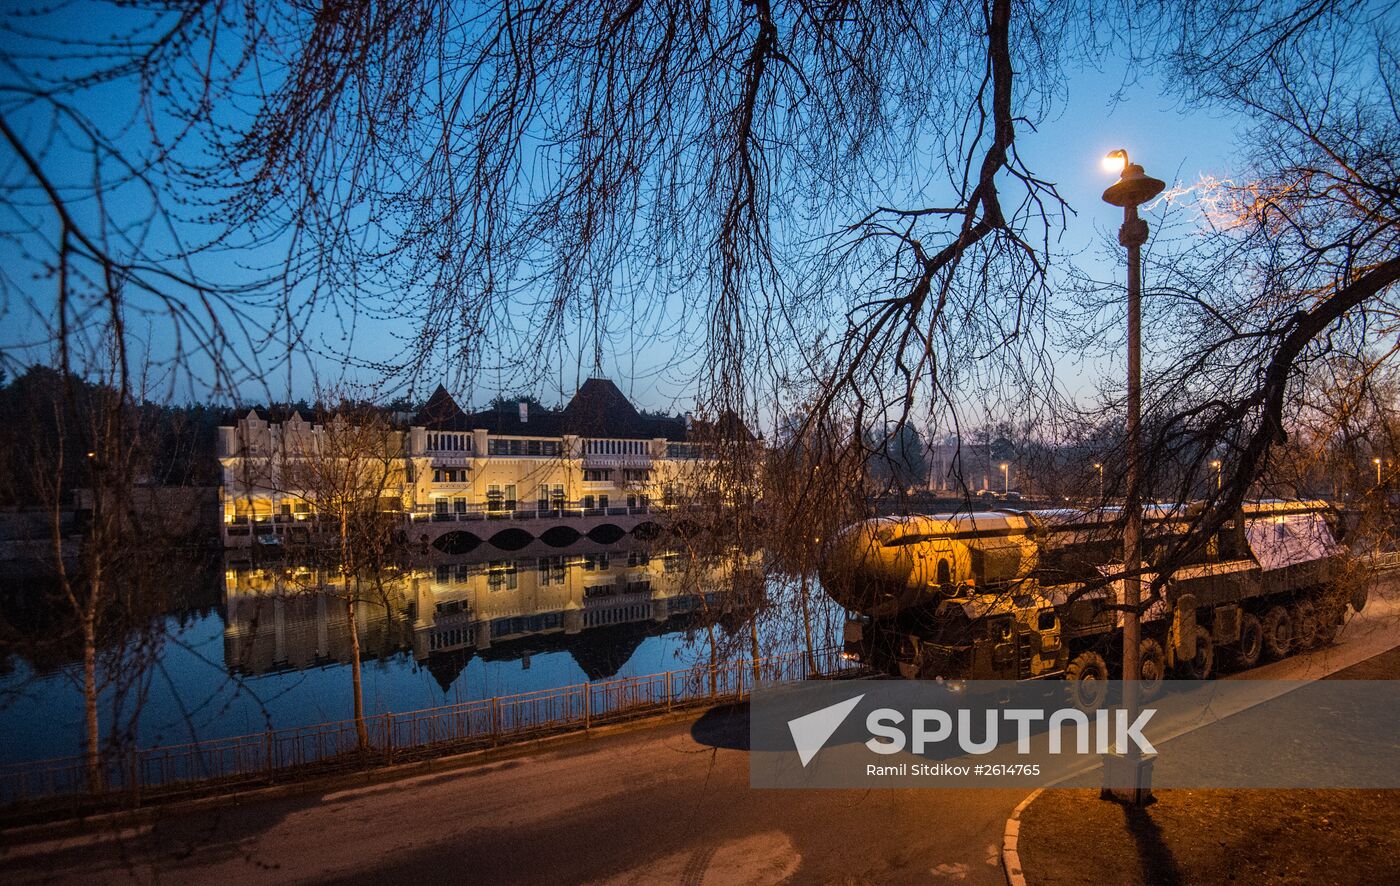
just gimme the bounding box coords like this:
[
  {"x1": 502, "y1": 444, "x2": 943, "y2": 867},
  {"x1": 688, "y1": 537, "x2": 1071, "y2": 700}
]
[
  {"x1": 1093, "y1": 462, "x2": 1104, "y2": 500},
  {"x1": 1102, "y1": 147, "x2": 1165, "y2": 807},
  {"x1": 1211, "y1": 459, "x2": 1222, "y2": 492},
  {"x1": 1000, "y1": 462, "x2": 1010, "y2": 494},
  {"x1": 1376, "y1": 457, "x2": 1383, "y2": 487}
]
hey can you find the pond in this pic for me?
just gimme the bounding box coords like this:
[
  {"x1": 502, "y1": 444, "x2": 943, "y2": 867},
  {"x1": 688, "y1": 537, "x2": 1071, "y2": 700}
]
[{"x1": 0, "y1": 541, "x2": 840, "y2": 767}]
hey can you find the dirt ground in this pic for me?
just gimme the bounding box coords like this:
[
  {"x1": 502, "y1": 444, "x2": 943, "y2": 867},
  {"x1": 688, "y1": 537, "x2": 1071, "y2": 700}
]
[{"x1": 1018, "y1": 788, "x2": 1400, "y2": 886}]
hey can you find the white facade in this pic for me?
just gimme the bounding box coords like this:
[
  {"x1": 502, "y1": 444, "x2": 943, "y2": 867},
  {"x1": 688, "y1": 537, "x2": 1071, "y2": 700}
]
[{"x1": 217, "y1": 384, "x2": 722, "y2": 542}]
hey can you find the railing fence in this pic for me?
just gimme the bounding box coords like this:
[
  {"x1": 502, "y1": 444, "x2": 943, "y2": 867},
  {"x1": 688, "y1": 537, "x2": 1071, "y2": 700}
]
[{"x1": 0, "y1": 646, "x2": 853, "y2": 808}]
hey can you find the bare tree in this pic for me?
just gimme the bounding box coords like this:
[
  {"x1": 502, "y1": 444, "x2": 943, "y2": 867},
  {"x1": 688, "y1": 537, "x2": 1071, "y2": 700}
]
[{"x1": 280, "y1": 399, "x2": 408, "y2": 751}]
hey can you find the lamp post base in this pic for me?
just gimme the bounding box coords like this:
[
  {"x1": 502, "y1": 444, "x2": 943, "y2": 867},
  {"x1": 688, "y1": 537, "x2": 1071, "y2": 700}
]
[{"x1": 1100, "y1": 750, "x2": 1156, "y2": 806}]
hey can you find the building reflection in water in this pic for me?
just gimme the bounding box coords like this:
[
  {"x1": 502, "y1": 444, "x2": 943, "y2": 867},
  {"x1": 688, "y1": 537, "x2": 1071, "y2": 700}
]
[{"x1": 223, "y1": 545, "x2": 762, "y2": 692}]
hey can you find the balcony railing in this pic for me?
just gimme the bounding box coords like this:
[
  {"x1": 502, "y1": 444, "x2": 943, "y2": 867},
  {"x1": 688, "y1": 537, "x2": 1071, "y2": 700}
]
[
  {"x1": 408, "y1": 502, "x2": 663, "y2": 523},
  {"x1": 581, "y1": 454, "x2": 652, "y2": 470}
]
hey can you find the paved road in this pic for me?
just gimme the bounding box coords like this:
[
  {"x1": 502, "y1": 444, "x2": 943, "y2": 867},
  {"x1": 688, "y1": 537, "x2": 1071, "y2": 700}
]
[{"x1": 5, "y1": 585, "x2": 1400, "y2": 886}]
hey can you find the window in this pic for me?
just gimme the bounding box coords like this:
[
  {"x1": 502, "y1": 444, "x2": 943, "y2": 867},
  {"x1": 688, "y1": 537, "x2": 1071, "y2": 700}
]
[
  {"x1": 551, "y1": 485, "x2": 565, "y2": 509},
  {"x1": 582, "y1": 495, "x2": 595, "y2": 510},
  {"x1": 487, "y1": 484, "x2": 503, "y2": 511},
  {"x1": 538, "y1": 485, "x2": 551, "y2": 511},
  {"x1": 504, "y1": 485, "x2": 517, "y2": 510},
  {"x1": 488, "y1": 438, "x2": 554, "y2": 456},
  {"x1": 598, "y1": 494, "x2": 609, "y2": 510},
  {"x1": 627, "y1": 494, "x2": 636, "y2": 509},
  {"x1": 584, "y1": 469, "x2": 612, "y2": 482},
  {"x1": 433, "y1": 469, "x2": 442, "y2": 483},
  {"x1": 584, "y1": 553, "x2": 610, "y2": 570},
  {"x1": 453, "y1": 497, "x2": 467, "y2": 515},
  {"x1": 434, "y1": 498, "x2": 449, "y2": 515},
  {"x1": 537, "y1": 556, "x2": 566, "y2": 584},
  {"x1": 623, "y1": 469, "x2": 650, "y2": 482}
]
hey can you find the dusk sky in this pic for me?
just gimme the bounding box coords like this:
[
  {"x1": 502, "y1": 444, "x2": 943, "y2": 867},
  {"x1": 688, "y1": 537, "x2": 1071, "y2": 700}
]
[{"x1": 0, "y1": 4, "x2": 1244, "y2": 418}]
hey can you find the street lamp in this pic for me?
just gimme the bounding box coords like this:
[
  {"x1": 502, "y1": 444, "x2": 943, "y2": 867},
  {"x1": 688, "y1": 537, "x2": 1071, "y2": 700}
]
[
  {"x1": 1102, "y1": 147, "x2": 1164, "y2": 807},
  {"x1": 1376, "y1": 457, "x2": 1383, "y2": 487},
  {"x1": 1093, "y1": 462, "x2": 1104, "y2": 501},
  {"x1": 1211, "y1": 459, "x2": 1222, "y2": 492},
  {"x1": 1000, "y1": 462, "x2": 1010, "y2": 495}
]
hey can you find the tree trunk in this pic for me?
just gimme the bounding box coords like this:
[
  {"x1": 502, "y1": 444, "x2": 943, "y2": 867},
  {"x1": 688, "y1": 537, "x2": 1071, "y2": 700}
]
[
  {"x1": 81, "y1": 604, "x2": 101, "y2": 793},
  {"x1": 706, "y1": 622, "x2": 718, "y2": 696},
  {"x1": 342, "y1": 516, "x2": 368, "y2": 752},
  {"x1": 799, "y1": 570, "x2": 817, "y2": 674},
  {"x1": 749, "y1": 615, "x2": 761, "y2": 685},
  {"x1": 347, "y1": 588, "x2": 367, "y2": 752}
]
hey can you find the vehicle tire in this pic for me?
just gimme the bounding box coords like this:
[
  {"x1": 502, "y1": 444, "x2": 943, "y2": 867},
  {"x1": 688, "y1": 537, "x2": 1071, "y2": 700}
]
[
  {"x1": 1065, "y1": 651, "x2": 1109, "y2": 711},
  {"x1": 1138, "y1": 638, "x2": 1166, "y2": 700},
  {"x1": 1291, "y1": 599, "x2": 1318, "y2": 649},
  {"x1": 1233, "y1": 613, "x2": 1264, "y2": 670},
  {"x1": 1262, "y1": 605, "x2": 1293, "y2": 659},
  {"x1": 1313, "y1": 604, "x2": 1342, "y2": 646},
  {"x1": 1177, "y1": 626, "x2": 1214, "y2": 680}
]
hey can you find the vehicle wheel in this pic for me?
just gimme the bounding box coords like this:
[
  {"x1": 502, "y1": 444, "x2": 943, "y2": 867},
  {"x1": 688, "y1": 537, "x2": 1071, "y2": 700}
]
[
  {"x1": 1065, "y1": 651, "x2": 1109, "y2": 711},
  {"x1": 1262, "y1": 605, "x2": 1293, "y2": 659},
  {"x1": 1313, "y1": 604, "x2": 1342, "y2": 645},
  {"x1": 1138, "y1": 638, "x2": 1166, "y2": 700},
  {"x1": 1233, "y1": 613, "x2": 1264, "y2": 670},
  {"x1": 1291, "y1": 599, "x2": 1318, "y2": 649},
  {"x1": 1177, "y1": 626, "x2": 1214, "y2": 679}
]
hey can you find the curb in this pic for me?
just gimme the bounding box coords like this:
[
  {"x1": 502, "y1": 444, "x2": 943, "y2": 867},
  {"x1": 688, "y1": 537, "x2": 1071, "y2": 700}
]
[{"x1": 1001, "y1": 788, "x2": 1042, "y2": 886}]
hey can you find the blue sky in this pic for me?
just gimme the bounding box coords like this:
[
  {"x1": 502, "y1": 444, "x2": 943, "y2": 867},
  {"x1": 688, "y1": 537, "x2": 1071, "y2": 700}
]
[{"x1": 0, "y1": 7, "x2": 1245, "y2": 417}]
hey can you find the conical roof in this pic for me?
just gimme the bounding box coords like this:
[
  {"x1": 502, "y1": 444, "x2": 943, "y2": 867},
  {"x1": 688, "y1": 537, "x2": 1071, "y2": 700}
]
[{"x1": 415, "y1": 385, "x2": 470, "y2": 430}]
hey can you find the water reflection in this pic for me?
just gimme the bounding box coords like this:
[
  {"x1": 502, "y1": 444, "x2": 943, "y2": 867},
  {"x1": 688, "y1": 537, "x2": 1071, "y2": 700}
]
[
  {"x1": 1, "y1": 543, "x2": 810, "y2": 767},
  {"x1": 223, "y1": 544, "x2": 762, "y2": 692}
]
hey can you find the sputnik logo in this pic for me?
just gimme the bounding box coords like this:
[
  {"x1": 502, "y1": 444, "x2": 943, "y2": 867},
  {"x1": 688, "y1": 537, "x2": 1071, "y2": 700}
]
[{"x1": 787, "y1": 694, "x2": 865, "y2": 766}]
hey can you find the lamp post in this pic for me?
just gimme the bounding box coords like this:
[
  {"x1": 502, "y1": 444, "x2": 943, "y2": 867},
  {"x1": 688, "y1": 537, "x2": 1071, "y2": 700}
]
[
  {"x1": 1093, "y1": 462, "x2": 1104, "y2": 501},
  {"x1": 1375, "y1": 458, "x2": 1383, "y2": 487},
  {"x1": 1101, "y1": 147, "x2": 1164, "y2": 806},
  {"x1": 1211, "y1": 459, "x2": 1222, "y2": 492},
  {"x1": 1001, "y1": 463, "x2": 1010, "y2": 495}
]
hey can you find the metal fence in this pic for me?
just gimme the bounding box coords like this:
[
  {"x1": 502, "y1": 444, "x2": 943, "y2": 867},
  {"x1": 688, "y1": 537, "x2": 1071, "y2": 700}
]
[{"x1": 0, "y1": 646, "x2": 853, "y2": 808}]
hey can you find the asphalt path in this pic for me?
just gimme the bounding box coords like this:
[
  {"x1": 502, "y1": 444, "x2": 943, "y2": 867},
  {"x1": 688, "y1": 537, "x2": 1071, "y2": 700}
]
[{"x1": 5, "y1": 583, "x2": 1400, "y2": 886}]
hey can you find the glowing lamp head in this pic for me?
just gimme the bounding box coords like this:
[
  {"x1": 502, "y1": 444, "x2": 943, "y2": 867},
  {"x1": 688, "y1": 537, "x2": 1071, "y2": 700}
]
[{"x1": 1101, "y1": 148, "x2": 1166, "y2": 207}]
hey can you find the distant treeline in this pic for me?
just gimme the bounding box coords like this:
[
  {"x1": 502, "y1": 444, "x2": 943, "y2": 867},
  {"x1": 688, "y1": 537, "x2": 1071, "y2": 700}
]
[{"x1": 0, "y1": 366, "x2": 222, "y2": 507}]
